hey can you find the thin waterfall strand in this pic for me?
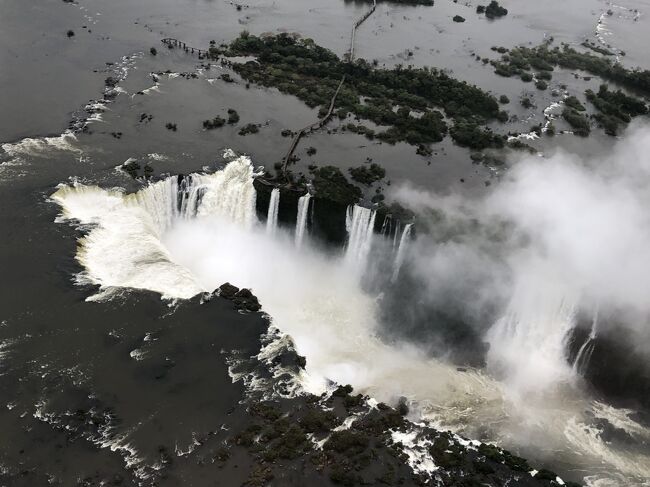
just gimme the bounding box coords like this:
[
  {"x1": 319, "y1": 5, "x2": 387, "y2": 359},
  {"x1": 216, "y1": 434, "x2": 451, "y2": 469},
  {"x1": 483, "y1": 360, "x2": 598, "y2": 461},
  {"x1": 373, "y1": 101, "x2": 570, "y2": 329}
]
[
  {"x1": 295, "y1": 193, "x2": 311, "y2": 248},
  {"x1": 391, "y1": 223, "x2": 413, "y2": 283},
  {"x1": 266, "y1": 188, "x2": 280, "y2": 235},
  {"x1": 392, "y1": 220, "x2": 401, "y2": 249},
  {"x1": 572, "y1": 309, "x2": 599, "y2": 376}
]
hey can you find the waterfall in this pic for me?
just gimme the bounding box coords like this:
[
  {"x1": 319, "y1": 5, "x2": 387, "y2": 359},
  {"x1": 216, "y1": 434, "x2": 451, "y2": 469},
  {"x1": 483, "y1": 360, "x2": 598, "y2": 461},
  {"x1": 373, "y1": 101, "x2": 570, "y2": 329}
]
[
  {"x1": 572, "y1": 310, "x2": 599, "y2": 376},
  {"x1": 51, "y1": 155, "x2": 259, "y2": 299},
  {"x1": 194, "y1": 157, "x2": 258, "y2": 229},
  {"x1": 295, "y1": 193, "x2": 311, "y2": 247},
  {"x1": 391, "y1": 223, "x2": 413, "y2": 283},
  {"x1": 177, "y1": 175, "x2": 205, "y2": 220},
  {"x1": 266, "y1": 188, "x2": 280, "y2": 235},
  {"x1": 345, "y1": 204, "x2": 376, "y2": 275},
  {"x1": 486, "y1": 264, "x2": 578, "y2": 395},
  {"x1": 392, "y1": 220, "x2": 401, "y2": 249},
  {"x1": 380, "y1": 214, "x2": 391, "y2": 237}
]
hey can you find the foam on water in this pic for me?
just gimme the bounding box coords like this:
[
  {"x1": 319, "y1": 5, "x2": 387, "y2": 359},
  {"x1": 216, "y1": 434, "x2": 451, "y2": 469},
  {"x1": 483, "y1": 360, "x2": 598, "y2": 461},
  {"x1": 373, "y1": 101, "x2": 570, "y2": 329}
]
[
  {"x1": 52, "y1": 155, "x2": 650, "y2": 485},
  {"x1": 2, "y1": 132, "x2": 80, "y2": 161}
]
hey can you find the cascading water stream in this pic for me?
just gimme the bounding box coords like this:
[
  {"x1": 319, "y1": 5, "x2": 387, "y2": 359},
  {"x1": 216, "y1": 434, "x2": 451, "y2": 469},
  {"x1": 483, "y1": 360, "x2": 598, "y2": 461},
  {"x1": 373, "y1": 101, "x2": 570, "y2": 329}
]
[
  {"x1": 391, "y1": 223, "x2": 413, "y2": 283},
  {"x1": 295, "y1": 193, "x2": 311, "y2": 248},
  {"x1": 266, "y1": 188, "x2": 280, "y2": 236},
  {"x1": 380, "y1": 214, "x2": 391, "y2": 237},
  {"x1": 345, "y1": 204, "x2": 376, "y2": 276},
  {"x1": 51, "y1": 155, "x2": 259, "y2": 299},
  {"x1": 572, "y1": 309, "x2": 599, "y2": 376},
  {"x1": 392, "y1": 220, "x2": 401, "y2": 249}
]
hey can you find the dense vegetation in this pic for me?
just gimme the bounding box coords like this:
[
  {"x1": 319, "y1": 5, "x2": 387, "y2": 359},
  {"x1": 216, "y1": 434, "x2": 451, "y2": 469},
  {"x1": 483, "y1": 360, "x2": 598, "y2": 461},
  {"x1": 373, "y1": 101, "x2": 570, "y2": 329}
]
[
  {"x1": 213, "y1": 33, "x2": 507, "y2": 150},
  {"x1": 238, "y1": 122, "x2": 260, "y2": 135},
  {"x1": 562, "y1": 107, "x2": 590, "y2": 136},
  {"x1": 227, "y1": 108, "x2": 240, "y2": 124},
  {"x1": 586, "y1": 84, "x2": 648, "y2": 135},
  {"x1": 349, "y1": 163, "x2": 386, "y2": 186},
  {"x1": 202, "y1": 116, "x2": 225, "y2": 129},
  {"x1": 491, "y1": 42, "x2": 650, "y2": 96},
  {"x1": 310, "y1": 166, "x2": 362, "y2": 205},
  {"x1": 564, "y1": 95, "x2": 585, "y2": 112},
  {"x1": 477, "y1": 1, "x2": 508, "y2": 18}
]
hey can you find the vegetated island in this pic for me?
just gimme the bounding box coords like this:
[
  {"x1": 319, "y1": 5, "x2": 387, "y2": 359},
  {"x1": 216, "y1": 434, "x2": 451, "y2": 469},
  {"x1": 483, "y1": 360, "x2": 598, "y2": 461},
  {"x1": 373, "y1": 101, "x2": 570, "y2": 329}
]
[
  {"x1": 209, "y1": 32, "x2": 509, "y2": 152},
  {"x1": 477, "y1": 1, "x2": 508, "y2": 19},
  {"x1": 490, "y1": 42, "x2": 650, "y2": 94},
  {"x1": 489, "y1": 42, "x2": 649, "y2": 135}
]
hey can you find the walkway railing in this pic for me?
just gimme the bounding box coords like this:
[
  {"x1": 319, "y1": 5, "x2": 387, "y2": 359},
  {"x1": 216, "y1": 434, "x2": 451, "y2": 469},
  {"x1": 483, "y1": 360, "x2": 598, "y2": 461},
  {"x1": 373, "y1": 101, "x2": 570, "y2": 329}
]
[
  {"x1": 161, "y1": 38, "x2": 208, "y2": 57},
  {"x1": 281, "y1": 0, "x2": 377, "y2": 175},
  {"x1": 160, "y1": 0, "x2": 379, "y2": 180}
]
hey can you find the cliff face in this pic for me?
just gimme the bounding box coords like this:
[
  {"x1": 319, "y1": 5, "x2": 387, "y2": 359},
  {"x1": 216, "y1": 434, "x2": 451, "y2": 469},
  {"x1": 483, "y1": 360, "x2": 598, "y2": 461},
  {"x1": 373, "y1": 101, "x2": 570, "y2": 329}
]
[{"x1": 209, "y1": 284, "x2": 577, "y2": 487}]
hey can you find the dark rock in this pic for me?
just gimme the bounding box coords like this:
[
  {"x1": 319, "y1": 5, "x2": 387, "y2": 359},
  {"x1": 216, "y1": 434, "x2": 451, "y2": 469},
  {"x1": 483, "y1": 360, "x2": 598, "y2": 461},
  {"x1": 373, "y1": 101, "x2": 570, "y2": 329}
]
[{"x1": 218, "y1": 283, "x2": 261, "y2": 312}]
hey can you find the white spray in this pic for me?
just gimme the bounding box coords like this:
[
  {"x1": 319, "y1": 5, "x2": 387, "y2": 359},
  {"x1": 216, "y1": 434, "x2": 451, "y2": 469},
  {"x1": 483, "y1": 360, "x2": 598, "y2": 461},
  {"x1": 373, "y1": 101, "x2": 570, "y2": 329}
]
[
  {"x1": 266, "y1": 188, "x2": 280, "y2": 236},
  {"x1": 391, "y1": 223, "x2": 413, "y2": 283},
  {"x1": 345, "y1": 204, "x2": 376, "y2": 276},
  {"x1": 295, "y1": 193, "x2": 311, "y2": 248}
]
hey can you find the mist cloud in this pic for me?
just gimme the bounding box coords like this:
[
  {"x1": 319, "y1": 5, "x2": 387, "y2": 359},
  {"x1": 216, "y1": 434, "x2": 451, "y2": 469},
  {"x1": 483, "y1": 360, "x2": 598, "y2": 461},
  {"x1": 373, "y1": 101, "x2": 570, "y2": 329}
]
[{"x1": 391, "y1": 122, "x2": 650, "y2": 388}]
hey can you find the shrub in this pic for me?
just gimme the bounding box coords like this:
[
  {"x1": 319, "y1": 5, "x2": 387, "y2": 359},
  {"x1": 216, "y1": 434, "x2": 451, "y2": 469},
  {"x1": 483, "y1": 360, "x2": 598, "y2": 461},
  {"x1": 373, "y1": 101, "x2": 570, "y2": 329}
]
[
  {"x1": 562, "y1": 107, "x2": 590, "y2": 136},
  {"x1": 485, "y1": 1, "x2": 508, "y2": 18},
  {"x1": 238, "y1": 123, "x2": 259, "y2": 135},
  {"x1": 203, "y1": 116, "x2": 226, "y2": 129},
  {"x1": 227, "y1": 108, "x2": 240, "y2": 124}
]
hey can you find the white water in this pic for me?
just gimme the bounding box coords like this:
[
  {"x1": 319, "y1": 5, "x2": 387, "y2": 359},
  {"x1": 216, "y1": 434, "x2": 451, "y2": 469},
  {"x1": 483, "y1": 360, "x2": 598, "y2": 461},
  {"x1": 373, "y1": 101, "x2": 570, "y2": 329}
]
[
  {"x1": 266, "y1": 188, "x2": 280, "y2": 236},
  {"x1": 2, "y1": 132, "x2": 80, "y2": 161},
  {"x1": 52, "y1": 156, "x2": 650, "y2": 485},
  {"x1": 345, "y1": 204, "x2": 376, "y2": 276},
  {"x1": 572, "y1": 310, "x2": 599, "y2": 376},
  {"x1": 392, "y1": 220, "x2": 401, "y2": 249},
  {"x1": 486, "y1": 260, "x2": 578, "y2": 397},
  {"x1": 51, "y1": 155, "x2": 257, "y2": 300},
  {"x1": 391, "y1": 223, "x2": 413, "y2": 283},
  {"x1": 295, "y1": 193, "x2": 311, "y2": 247}
]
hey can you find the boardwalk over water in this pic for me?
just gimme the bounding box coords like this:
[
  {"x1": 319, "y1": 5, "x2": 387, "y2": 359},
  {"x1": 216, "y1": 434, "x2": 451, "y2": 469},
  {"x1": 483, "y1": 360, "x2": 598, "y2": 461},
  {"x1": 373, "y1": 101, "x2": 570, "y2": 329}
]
[
  {"x1": 281, "y1": 0, "x2": 377, "y2": 174},
  {"x1": 161, "y1": 38, "x2": 208, "y2": 57},
  {"x1": 160, "y1": 0, "x2": 378, "y2": 177}
]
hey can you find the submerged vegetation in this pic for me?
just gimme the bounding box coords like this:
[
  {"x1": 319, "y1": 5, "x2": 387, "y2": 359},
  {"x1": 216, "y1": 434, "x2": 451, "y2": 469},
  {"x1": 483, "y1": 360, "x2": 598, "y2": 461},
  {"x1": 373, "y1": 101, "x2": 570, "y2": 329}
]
[
  {"x1": 212, "y1": 32, "x2": 507, "y2": 151},
  {"x1": 491, "y1": 42, "x2": 650, "y2": 96},
  {"x1": 490, "y1": 41, "x2": 649, "y2": 136}
]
